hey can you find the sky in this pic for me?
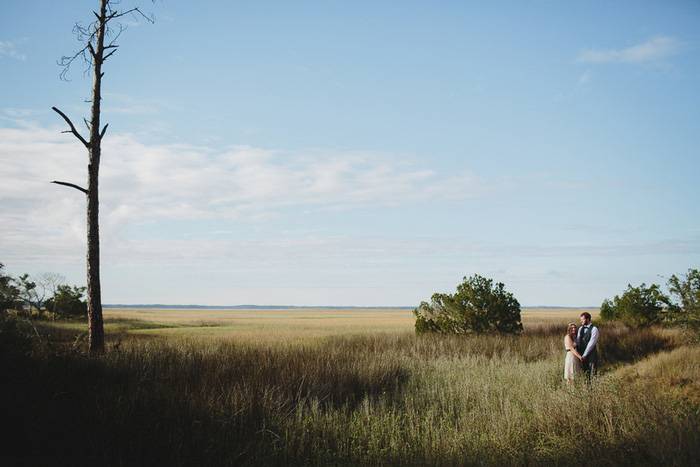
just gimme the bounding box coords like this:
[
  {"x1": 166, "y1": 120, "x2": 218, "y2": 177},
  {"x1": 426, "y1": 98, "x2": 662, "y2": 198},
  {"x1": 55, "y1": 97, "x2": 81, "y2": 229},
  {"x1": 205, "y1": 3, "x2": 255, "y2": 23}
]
[{"x1": 1, "y1": 1, "x2": 699, "y2": 307}]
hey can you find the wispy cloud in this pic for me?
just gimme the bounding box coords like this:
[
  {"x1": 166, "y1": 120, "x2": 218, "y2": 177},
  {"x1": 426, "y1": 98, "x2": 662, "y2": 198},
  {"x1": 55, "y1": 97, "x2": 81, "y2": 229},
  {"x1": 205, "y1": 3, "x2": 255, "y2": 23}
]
[
  {"x1": 93, "y1": 136, "x2": 485, "y2": 225},
  {"x1": 103, "y1": 93, "x2": 177, "y2": 115},
  {"x1": 0, "y1": 39, "x2": 27, "y2": 61},
  {"x1": 575, "y1": 35, "x2": 684, "y2": 67},
  {"x1": 0, "y1": 122, "x2": 489, "y2": 266},
  {"x1": 577, "y1": 69, "x2": 593, "y2": 86}
]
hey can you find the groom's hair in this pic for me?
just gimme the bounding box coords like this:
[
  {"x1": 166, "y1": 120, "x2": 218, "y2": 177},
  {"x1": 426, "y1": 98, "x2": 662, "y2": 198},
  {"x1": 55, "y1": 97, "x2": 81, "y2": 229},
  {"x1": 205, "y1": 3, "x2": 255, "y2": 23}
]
[{"x1": 580, "y1": 311, "x2": 592, "y2": 320}]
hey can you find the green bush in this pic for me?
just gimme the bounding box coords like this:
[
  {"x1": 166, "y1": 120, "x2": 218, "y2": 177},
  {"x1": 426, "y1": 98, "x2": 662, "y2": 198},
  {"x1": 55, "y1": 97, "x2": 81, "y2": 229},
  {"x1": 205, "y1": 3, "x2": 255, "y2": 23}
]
[
  {"x1": 666, "y1": 268, "x2": 700, "y2": 336},
  {"x1": 600, "y1": 283, "x2": 668, "y2": 327},
  {"x1": 44, "y1": 285, "x2": 87, "y2": 319},
  {"x1": 0, "y1": 262, "x2": 20, "y2": 314},
  {"x1": 413, "y1": 274, "x2": 522, "y2": 335}
]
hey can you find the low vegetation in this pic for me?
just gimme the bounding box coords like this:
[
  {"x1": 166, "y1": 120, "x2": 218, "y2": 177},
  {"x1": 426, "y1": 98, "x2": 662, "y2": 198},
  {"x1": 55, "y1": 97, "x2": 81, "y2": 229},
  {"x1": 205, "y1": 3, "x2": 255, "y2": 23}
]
[
  {"x1": 2, "y1": 310, "x2": 698, "y2": 465},
  {"x1": 413, "y1": 274, "x2": 523, "y2": 335},
  {"x1": 600, "y1": 268, "x2": 700, "y2": 338}
]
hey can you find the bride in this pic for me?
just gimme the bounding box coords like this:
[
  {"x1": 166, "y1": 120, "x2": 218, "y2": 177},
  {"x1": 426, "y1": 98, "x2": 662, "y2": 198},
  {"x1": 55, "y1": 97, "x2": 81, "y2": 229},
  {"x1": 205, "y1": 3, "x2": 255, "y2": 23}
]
[{"x1": 564, "y1": 322, "x2": 583, "y2": 385}]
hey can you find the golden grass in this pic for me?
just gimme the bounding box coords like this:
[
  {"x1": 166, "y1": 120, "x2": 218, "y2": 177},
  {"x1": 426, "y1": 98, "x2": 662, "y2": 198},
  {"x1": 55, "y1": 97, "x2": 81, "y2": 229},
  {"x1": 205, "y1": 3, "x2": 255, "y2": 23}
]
[
  {"x1": 616, "y1": 345, "x2": 700, "y2": 403},
  {"x1": 103, "y1": 307, "x2": 598, "y2": 344},
  {"x1": 5, "y1": 308, "x2": 697, "y2": 465},
  {"x1": 521, "y1": 307, "x2": 600, "y2": 323},
  {"x1": 104, "y1": 308, "x2": 417, "y2": 344}
]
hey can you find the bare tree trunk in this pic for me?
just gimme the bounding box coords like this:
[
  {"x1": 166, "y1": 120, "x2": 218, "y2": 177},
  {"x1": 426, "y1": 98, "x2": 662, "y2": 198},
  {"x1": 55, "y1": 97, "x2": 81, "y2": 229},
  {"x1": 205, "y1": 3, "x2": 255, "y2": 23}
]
[
  {"x1": 85, "y1": 0, "x2": 107, "y2": 353},
  {"x1": 53, "y1": 0, "x2": 153, "y2": 352}
]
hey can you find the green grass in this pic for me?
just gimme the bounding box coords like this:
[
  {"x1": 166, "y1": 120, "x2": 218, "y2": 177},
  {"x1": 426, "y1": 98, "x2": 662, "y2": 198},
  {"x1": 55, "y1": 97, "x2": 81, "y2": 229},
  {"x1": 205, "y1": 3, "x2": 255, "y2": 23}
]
[{"x1": 1, "y1": 312, "x2": 698, "y2": 465}]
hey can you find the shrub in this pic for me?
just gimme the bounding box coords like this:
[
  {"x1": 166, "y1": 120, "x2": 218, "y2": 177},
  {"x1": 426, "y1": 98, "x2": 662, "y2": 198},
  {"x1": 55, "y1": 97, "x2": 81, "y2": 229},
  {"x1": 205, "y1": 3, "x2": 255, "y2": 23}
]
[
  {"x1": 599, "y1": 283, "x2": 668, "y2": 327},
  {"x1": 413, "y1": 274, "x2": 522, "y2": 335},
  {"x1": 666, "y1": 268, "x2": 700, "y2": 336},
  {"x1": 0, "y1": 262, "x2": 20, "y2": 314},
  {"x1": 44, "y1": 285, "x2": 87, "y2": 319}
]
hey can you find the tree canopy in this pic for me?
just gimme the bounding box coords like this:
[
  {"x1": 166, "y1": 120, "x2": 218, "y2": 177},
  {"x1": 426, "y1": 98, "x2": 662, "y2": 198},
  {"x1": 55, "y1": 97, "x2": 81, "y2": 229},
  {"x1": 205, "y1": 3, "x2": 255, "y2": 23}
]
[
  {"x1": 414, "y1": 274, "x2": 523, "y2": 335},
  {"x1": 666, "y1": 268, "x2": 700, "y2": 335},
  {"x1": 0, "y1": 263, "x2": 20, "y2": 315},
  {"x1": 600, "y1": 283, "x2": 668, "y2": 327},
  {"x1": 44, "y1": 285, "x2": 87, "y2": 319}
]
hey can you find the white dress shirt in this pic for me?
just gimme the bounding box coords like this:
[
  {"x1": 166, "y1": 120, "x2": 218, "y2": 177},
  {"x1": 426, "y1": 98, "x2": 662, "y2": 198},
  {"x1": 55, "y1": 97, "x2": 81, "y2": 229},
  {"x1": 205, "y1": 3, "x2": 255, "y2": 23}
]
[{"x1": 579, "y1": 325, "x2": 598, "y2": 358}]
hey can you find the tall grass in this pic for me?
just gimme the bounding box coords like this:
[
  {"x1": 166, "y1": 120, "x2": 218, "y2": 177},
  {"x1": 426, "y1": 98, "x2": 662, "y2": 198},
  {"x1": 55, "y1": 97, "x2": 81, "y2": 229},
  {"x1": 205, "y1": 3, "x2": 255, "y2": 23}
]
[{"x1": 1, "y1": 317, "x2": 698, "y2": 465}]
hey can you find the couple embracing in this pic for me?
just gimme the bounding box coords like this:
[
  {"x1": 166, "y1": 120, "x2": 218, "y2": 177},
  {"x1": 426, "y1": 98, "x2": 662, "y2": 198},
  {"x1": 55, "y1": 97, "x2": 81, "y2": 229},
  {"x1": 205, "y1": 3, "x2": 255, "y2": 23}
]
[{"x1": 563, "y1": 312, "x2": 598, "y2": 386}]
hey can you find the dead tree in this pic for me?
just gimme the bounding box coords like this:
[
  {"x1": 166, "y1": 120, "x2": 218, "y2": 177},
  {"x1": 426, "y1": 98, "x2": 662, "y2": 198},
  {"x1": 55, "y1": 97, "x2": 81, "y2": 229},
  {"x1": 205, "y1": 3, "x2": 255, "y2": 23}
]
[{"x1": 52, "y1": 0, "x2": 153, "y2": 353}]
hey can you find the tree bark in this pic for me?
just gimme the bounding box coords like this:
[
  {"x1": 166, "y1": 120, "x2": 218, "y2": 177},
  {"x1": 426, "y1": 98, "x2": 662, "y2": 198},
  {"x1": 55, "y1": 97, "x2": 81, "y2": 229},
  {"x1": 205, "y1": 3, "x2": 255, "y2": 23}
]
[
  {"x1": 54, "y1": 0, "x2": 153, "y2": 352},
  {"x1": 85, "y1": 0, "x2": 108, "y2": 353}
]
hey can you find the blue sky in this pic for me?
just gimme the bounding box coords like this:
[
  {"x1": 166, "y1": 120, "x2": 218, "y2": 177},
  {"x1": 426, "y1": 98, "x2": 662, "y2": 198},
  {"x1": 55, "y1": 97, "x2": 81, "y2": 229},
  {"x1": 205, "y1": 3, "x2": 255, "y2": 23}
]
[{"x1": 1, "y1": 1, "x2": 699, "y2": 306}]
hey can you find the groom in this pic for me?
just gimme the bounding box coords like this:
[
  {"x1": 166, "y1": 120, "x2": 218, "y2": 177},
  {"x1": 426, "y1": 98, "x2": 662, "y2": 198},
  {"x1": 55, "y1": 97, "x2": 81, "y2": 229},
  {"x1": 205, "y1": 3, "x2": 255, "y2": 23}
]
[{"x1": 577, "y1": 311, "x2": 599, "y2": 380}]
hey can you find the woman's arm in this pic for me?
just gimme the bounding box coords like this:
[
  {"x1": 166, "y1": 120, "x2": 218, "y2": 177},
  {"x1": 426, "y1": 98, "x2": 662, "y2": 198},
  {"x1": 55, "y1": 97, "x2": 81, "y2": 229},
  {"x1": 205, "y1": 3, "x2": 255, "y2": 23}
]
[{"x1": 565, "y1": 335, "x2": 583, "y2": 359}]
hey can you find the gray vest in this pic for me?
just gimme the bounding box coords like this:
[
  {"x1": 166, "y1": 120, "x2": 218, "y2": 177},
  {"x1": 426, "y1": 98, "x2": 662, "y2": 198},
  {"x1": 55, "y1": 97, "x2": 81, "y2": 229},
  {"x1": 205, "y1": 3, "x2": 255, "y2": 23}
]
[{"x1": 578, "y1": 325, "x2": 598, "y2": 364}]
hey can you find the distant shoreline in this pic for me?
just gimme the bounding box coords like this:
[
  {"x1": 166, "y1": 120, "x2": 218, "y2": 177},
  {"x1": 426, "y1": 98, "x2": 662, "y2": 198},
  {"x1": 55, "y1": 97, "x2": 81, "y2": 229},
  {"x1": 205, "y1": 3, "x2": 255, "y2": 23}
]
[{"x1": 104, "y1": 304, "x2": 598, "y2": 310}]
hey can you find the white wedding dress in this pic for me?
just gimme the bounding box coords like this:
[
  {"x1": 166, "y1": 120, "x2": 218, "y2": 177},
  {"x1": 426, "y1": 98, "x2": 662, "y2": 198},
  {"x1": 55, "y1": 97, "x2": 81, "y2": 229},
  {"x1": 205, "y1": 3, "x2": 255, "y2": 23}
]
[{"x1": 564, "y1": 337, "x2": 580, "y2": 380}]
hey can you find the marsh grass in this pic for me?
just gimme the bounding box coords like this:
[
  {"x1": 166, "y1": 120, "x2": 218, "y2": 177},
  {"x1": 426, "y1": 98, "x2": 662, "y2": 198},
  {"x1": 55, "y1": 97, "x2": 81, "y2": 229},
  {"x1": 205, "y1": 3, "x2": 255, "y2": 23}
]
[
  {"x1": 1, "y1": 312, "x2": 698, "y2": 465},
  {"x1": 616, "y1": 345, "x2": 700, "y2": 404}
]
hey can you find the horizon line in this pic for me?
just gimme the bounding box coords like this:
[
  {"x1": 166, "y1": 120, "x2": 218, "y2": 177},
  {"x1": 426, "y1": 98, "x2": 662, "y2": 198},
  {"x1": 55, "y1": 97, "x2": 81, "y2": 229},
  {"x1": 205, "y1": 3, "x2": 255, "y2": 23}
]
[{"x1": 104, "y1": 304, "x2": 600, "y2": 310}]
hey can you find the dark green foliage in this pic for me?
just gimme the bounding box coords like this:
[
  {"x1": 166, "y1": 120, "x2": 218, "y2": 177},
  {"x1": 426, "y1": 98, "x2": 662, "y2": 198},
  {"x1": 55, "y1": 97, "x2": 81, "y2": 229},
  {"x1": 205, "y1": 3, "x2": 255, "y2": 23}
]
[
  {"x1": 599, "y1": 283, "x2": 669, "y2": 327},
  {"x1": 16, "y1": 273, "x2": 42, "y2": 317},
  {"x1": 44, "y1": 284, "x2": 87, "y2": 319},
  {"x1": 666, "y1": 268, "x2": 700, "y2": 336},
  {"x1": 414, "y1": 274, "x2": 523, "y2": 335},
  {"x1": 0, "y1": 314, "x2": 34, "y2": 359},
  {"x1": 0, "y1": 263, "x2": 20, "y2": 314}
]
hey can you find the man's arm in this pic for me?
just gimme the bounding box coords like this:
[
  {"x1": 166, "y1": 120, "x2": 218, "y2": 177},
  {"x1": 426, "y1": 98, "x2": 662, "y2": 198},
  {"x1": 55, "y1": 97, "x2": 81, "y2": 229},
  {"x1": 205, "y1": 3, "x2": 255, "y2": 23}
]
[{"x1": 582, "y1": 326, "x2": 599, "y2": 358}]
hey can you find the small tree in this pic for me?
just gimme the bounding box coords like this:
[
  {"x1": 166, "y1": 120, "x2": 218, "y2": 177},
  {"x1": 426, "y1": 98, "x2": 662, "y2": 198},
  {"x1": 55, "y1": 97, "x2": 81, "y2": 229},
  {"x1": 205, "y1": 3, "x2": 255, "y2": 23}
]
[
  {"x1": 414, "y1": 274, "x2": 523, "y2": 335},
  {"x1": 16, "y1": 274, "x2": 41, "y2": 317},
  {"x1": 40, "y1": 272, "x2": 67, "y2": 320},
  {"x1": 0, "y1": 263, "x2": 20, "y2": 316},
  {"x1": 600, "y1": 283, "x2": 668, "y2": 327},
  {"x1": 15, "y1": 273, "x2": 62, "y2": 319},
  {"x1": 44, "y1": 285, "x2": 88, "y2": 320},
  {"x1": 666, "y1": 268, "x2": 700, "y2": 335}
]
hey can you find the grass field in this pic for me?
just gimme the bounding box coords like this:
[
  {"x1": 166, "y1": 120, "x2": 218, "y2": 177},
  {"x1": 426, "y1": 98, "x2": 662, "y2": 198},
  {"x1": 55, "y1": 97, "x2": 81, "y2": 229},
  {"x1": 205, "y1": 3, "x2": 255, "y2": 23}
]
[
  {"x1": 101, "y1": 307, "x2": 600, "y2": 344},
  {"x1": 2, "y1": 307, "x2": 698, "y2": 466},
  {"x1": 103, "y1": 308, "x2": 418, "y2": 343}
]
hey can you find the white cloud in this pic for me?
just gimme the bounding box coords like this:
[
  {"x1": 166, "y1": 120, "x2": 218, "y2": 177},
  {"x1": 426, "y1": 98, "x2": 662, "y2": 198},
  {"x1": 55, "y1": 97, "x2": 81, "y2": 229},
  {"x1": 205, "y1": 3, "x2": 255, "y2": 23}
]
[
  {"x1": 0, "y1": 40, "x2": 27, "y2": 61},
  {"x1": 577, "y1": 69, "x2": 593, "y2": 86},
  {"x1": 103, "y1": 93, "x2": 177, "y2": 115},
  {"x1": 92, "y1": 135, "x2": 488, "y2": 226},
  {"x1": 575, "y1": 35, "x2": 683, "y2": 67},
  {"x1": 0, "y1": 122, "x2": 488, "y2": 268}
]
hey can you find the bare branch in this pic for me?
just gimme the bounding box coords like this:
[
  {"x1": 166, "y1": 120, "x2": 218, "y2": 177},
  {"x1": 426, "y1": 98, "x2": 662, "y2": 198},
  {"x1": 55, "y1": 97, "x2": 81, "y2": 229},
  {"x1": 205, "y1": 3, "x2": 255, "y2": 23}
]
[
  {"x1": 58, "y1": 4, "x2": 155, "y2": 80},
  {"x1": 51, "y1": 181, "x2": 89, "y2": 195},
  {"x1": 114, "y1": 7, "x2": 155, "y2": 23},
  {"x1": 105, "y1": 23, "x2": 127, "y2": 50},
  {"x1": 58, "y1": 46, "x2": 91, "y2": 81},
  {"x1": 100, "y1": 123, "x2": 109, "y2": 139},
  {"x1": 52, "y1": 107, "x2": 89, "y2": 147},
  {"x1": 103, "y1": 49, "x2": 117, "y2": 62}
]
